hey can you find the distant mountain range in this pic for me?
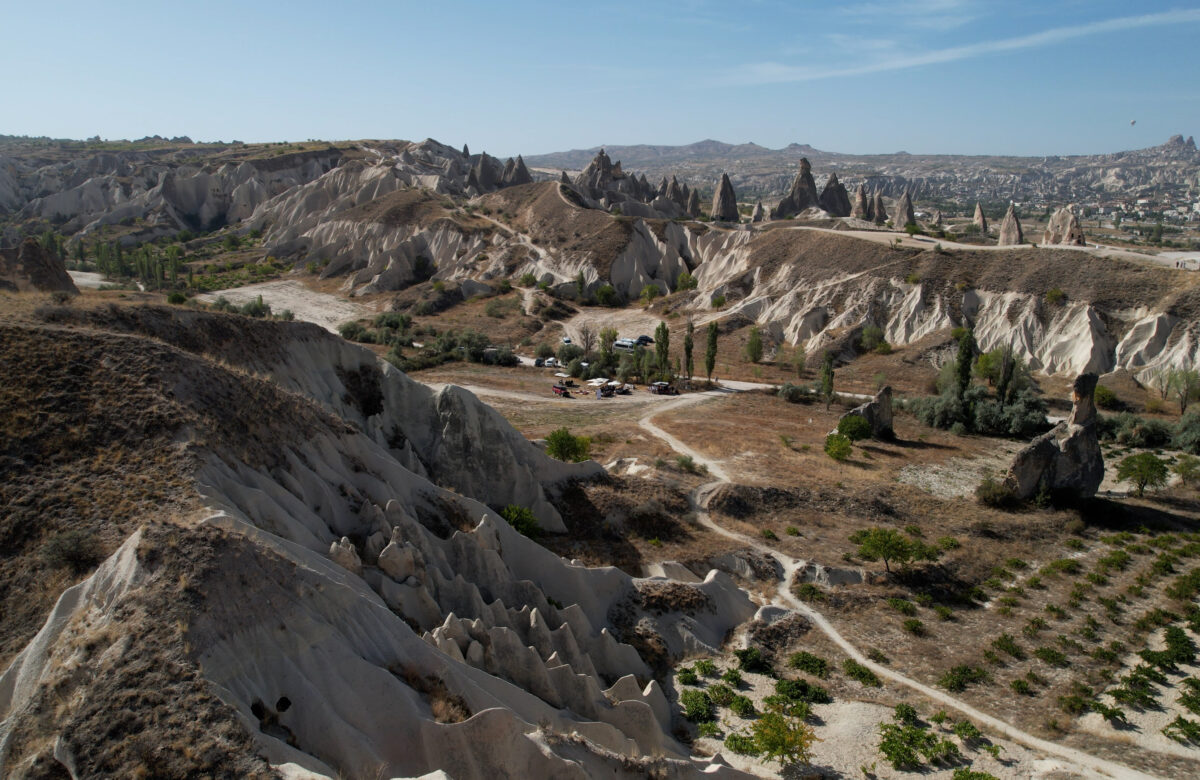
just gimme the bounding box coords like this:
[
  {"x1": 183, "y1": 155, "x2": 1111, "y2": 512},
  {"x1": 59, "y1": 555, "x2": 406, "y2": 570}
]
[{"x1": 525, "y1": 136, "x2": 1200, "y2": 206}]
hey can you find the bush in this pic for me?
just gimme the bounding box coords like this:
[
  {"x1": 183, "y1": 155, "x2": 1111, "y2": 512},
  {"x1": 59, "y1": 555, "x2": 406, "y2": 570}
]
[
  {"x1": 680, "y1": 689, "x2": 715, "y2": 722},
  {"x1": 708, "y1": 683, "x2": 735, "y2": 706},
  {"x1": 721, "y1": 668, "x2": 744, "y2": 686},
  {"x1": 1094, "y1": 384, "x2": 1120, "y2": 410},
  {"x1": 778, "y1": 383, "x2": 811, "y2": 404},
  {"x1": 1175, "y1": 454, "x2": 1200, "y2": 485},
  {"x1": 975, "y1": 477, "x2": 1018, "y2": 508},
  {"x1": 734, "y1": 647, "x2": 772, "y2": 675},
  {"x1": 694, "y1": 658, "x2": 717, "y2": 676},
  {"x1": 837, "y1": 414, "x2": 872, "y2": 441},
  {"x1": 1045, "y1": 288, "x2": 1066, "y2": 306},
  {"x1": 894, "y1": 703, "x2": 919, "y2": 725},
  {"x1": 859, "y1": 325, "x2": 887, "y2": 353},
  {"x1": 938, "y1": 665, "x2": 988, "y2": 692},
  {"x1": 775, "y1": 677, "x2": 832, "y2": 705},
  {"x1": 730, "y1": 695, "x2": 756, "y2": 718},
  {"x1": 500, "y1": 505, "x2": 540, "y2": 538},
  {"x1": 844, "y1": 658, "x2": 881, "y2": 687},
  {"x1": 1099, "y1": 412, "x2": 1172, "y2": 448},
  {"x1": 677, "y1": 667, "x2": 699, "y2": 686},
  {"x1": 166, "y1": 290, "x2": 187, "y2": 304},
  {"x1": 752, "y1": 710, "x2": 818, "y2": 766},
  {"x1": 519, "y1": 272, "x2": 538, "y2": 287},
  {"x1": 723, "y1": 732, "x2": 760, "y2": 756},
  {"x1": 825, "y1": 433, "x2": 852, "y2": 461},
  {"x1": 1176, "y1": 411, "x2": 1200, "y2": 454},
  {"x1": 595, "y1": 284, "x2": 618, "y2": 306},
  {"x1": 787, "y1": 651, "x2": 829, "y2": 678},
  {"x1": 711, "y1": 294, "x2": 726, "y2": 308},
  {"x1": 545, "y1": 427, "x2": 590, "y2": 462},
  {"x1": 676, "y1": 272, "x2": 698, "y2": 291},
  {"x1": 41, "y1": 529, "x2": 101, "y2": 573},
  {"x1": 903, "y1": 618, "x2": 927, "y2": 636}
]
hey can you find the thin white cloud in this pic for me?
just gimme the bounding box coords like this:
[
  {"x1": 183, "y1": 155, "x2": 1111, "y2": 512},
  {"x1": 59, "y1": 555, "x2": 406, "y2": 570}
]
[
  {"x1": 840, "y1": 0, "x2": 980, "y2": 29},
  {"x1": 729, "y1": 8, "x2": 1200, "y2": 85}
]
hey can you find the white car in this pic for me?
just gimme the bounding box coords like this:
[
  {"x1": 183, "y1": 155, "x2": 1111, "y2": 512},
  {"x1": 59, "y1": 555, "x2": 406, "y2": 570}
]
[
  {"x1": 544, "y1": 357, "x2": 558, "y2": 367},
  {"x1": 561, "y1": 336, "x2": 572, "y2": 344}
]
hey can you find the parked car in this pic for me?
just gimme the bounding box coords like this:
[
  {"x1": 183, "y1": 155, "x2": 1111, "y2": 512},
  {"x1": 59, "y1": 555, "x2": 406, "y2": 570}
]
[
  {"x1": 552, "y1": 384, "x2": 572, "y2": 397},
  {"x1": 544, "y1": 357, "x2": 558, "y2": 367},
  {"x1": 534, "y1": 357, "x2": 545, "y2": 367},
  {"x1": 636, "y1": 335, "x2": 654, "y2": 346},
  {"x1": 561, "y1": 336, "x2": 572, "y2": 344},
  {"x1": 648, "y1": 381, "x2": 678, "y2": 395},
  {"x1": 613, "y1": 338, "x2": 635, "y2": 352}
]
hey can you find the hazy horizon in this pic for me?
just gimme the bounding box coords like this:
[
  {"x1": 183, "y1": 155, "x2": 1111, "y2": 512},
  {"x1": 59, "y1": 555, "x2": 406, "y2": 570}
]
[{"x1": 3, "y1": 0, "x2": 1197, "y2": 160}]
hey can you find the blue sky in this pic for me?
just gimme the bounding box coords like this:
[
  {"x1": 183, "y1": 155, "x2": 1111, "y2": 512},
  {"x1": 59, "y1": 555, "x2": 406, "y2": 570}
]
[{"x1": 3, "y1": 0, "x2": 1198, "y2": 157}]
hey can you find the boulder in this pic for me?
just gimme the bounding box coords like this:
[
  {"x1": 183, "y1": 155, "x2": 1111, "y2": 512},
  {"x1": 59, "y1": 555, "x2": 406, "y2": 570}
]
[
  {"x1": 997, "y1": 203, "x2": 1023, "y2": 246},
  {"x1": 871, "y1": 192, "x2": 888, "y2": 225},
  {"x1": 838, "y1": 385, "x2": 894, "y2": 439},
  {"x1": 893, "y1": 192, "x2": 915, "y2": 229},
  {"x1": 973, "y1": 202, "x2": 988, "y2": 233},
  {"x1": 710, "y1": 173, "x2": 739, "y2": 222},
  {"x1": 0, "y1": 237, "x2": 79, "y2": 294},
  {"x1": 1003, "y1": 373, "x2": 1104, "y2": 501},
  {"x1": 771, "y1": 158, "x2": 820, "y2": 219},
  {"x1": 1043, "y1": 206, "x2": 1086, "y2": 246},
  {"x1": 750, "y1": 201, "x2": 765, "y2": 223},
  {"x1": 818, "y1": 173, "x2": 852, "y2": 217},
  {"x1": 850, "y1": 186, "x2": 869, "y2": 220},
  {"x1": 329, "y1": 536, "x2": 363, "y2": 575}
]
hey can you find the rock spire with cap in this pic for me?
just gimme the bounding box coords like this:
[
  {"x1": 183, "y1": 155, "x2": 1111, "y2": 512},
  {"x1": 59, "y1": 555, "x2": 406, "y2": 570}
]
[
  {"x1": 711, "y1": 173, "x2": 740, "y2": 222},
  {"x1": 997, "y1": 203, "x2": 1024, "y2": 245},
  {"x1": 772, "y1": 158, "x2": 820, "y2": 219},
  {"x1": 818, "y1": 173, "x2": 852, "y2": 217},
  {"x1": 973, "y1": 203, "x2": 988, "y2": 233}
]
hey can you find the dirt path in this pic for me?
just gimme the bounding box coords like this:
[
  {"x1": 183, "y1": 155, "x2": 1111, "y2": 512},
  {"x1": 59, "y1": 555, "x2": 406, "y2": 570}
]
[{"x1": 636, "y1": 395, "x2": 1159, "y2": 780}]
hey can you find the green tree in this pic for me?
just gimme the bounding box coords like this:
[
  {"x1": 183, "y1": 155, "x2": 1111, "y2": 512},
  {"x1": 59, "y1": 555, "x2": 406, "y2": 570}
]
[
  {"x1": 599, "y1": 327, "x2": 618, "y2": 364},
  {"x1": 744, "y1": 325, "x2": 763, "y2": 363},
  {"x1": 1170, "y1": 368, "x2": 1200, "y2": 414},
  {"x1": 792, "y1": 347, "x2": 806, "y2": 377},
  {"x1": 595, "y1": 284, "x2": 618, "y2": 306},
  {"x1": 705, "y1": 321, "x2": 718, "y2": 381},
  {"x1": 683, "y1": 321, "x2": 695, "y2": 379},
  {"x1": 655, "y1": 321, "x2": 670, "y2": 380},
  {"x1": 1117, "y1": 452, "x2": 1169, "y2": 497},
  {"x1": 751, "y1": 710, "x2": 818, "y2": 767},
  {"x1": 1174, "y1": 454, "x2": 1200, "y2": 486},
  {"x1": 955, "y1": 328, "x2": 977, "y2": 400},
  {"x1": 849, "y1": 527, "x2": 921, "y2": 574},
  {"x1": 500, "y1": 505, "x2": 540, "y2": 538},
  {"x1": 837, "y1": 415, "x2": 872, "y2": 441},
  {"x1": 819, "y1": 351, "x2": 835, "y2": 410},
  {"x1": 545, "y1": 428, "x2": 591, "y2": 463},
  {"x1": 576, "y1": 270, "x2": 586, "y2": 299}
]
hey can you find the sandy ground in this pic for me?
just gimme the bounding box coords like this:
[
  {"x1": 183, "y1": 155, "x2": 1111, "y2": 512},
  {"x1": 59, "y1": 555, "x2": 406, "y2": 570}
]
[
  {"x1": 195, "y1": 279, "x2": 372, "y2": 333},
  {"x1": 68, "y1": 270, "x2": 105, "y2": 289}
]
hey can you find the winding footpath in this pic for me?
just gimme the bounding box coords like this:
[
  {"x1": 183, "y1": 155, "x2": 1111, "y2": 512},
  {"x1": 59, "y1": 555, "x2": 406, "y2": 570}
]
[{"x1": 637, "y1": 394, "x2": 1159, "y2": 780}]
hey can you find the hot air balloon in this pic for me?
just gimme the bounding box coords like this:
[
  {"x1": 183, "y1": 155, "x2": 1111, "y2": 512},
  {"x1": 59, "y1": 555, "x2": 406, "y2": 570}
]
[{"x1": 1130, "y1": 119, "x2": 1137, "y2": 126}]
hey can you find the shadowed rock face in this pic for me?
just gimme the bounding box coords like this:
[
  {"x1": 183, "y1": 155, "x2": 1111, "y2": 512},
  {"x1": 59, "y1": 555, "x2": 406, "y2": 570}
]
[
  {"x1": 1004, "y1": 373, "x2": 1104, "y2": 501},
  {"x1": 839, "y1": 385, "x2": 894, "y2": 439},
  {"x1": 1043, "y1": 206, "x2": 1086, "y2": 246},
  {"x1": 771, "y1": 158, "x2": 820, "y2": 219},
  {"x1": 0, "y1": 237, "x2": 79, "y2": 294},
  {"x1": 851, "y1": 186, "x2": 869, "y2": 219},
  {"x1": 818, "y1": 173, "x2": 851, "y2": 217},
  {"x1": 710, "y1": 173, "x2": 739, "y2": 222},
  {"x1": 998, "y1": 203, "x2": 1024, "y2": 246},
  {"x1": 686, "y1": 188, "x2": 700, "y2": 218}
]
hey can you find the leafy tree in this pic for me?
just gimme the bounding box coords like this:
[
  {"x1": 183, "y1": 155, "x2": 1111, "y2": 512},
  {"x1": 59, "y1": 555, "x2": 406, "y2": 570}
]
[
  {"x1": 837, "y1": 415, "x2": 872, "y2": 441},
  {"x1": 1117, "y1": 452, "x2": 1169, "y2": 497},
  {"x1": 599, "y1": 327, "x2": 618, "y2": 361},
  {"x1": 859, "y1": 325, "x2": 886, "y2": 353},
  {"x1": 849, "y1": 527, "x2": 921, "y2": 574},
  {"x1": 751, "y1": 710, "x2": 818, "y2": 767},
  {"x1": 595, "y1": 284, "x2": 618, "y2": 306},
  {"x1": 744, "y1": 326, "x2": 763, "y2": 363},
  {"x1": 1174, "y1": 454, "x2": 1200, "y2": 486},
  {"x1": 655, "y1": 321, "x2": 670, "y2": 380},
  {"x1": 676, "y1": 271, "x2": 698, "y2": 291},
  {"x1": 705, "y1": 321, "x2": 718, "y2": 381},
  {"x1": 683, "y1": 321, "x2": 695, "y2": 379},
  {"x1": 575, "y1": 270, "x2": 586, "y2": 298},
  {"x1": 792, "y1": 347, "x2": 806, "y2": 377},
  {"x1": 819, "y1": 351, "x2": 835, "y2": 409},
  {"x1": 640, "y1": 284, "x2": 660, "y2": 305},
  {"x1": 577, "y1": 324, "x2": 596, "y2": 355},
  {"x1": 546, "y1": 428, "x2": 590, "y2": 462},
  {"x1": 1170, "y1": 368, "x2": 1200, "y2": 414}
]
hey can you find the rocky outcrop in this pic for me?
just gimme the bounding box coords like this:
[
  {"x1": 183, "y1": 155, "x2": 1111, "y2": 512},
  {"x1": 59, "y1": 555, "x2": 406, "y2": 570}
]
[
  {"x1": 871, "y1": 192, "x2": 888, "y2": 225},
  {"x1": 973, "y1": 202, "x2": 988, "y2": 233},
  {"x1": 893, "y1": 192, "x2": 915, "y2": 228},
  {"x1": 997, "y1": 203, "x2": 1024, "y2": 246},
  {"x1": 1043, "y1": 206, "x2": 1086, "y2": 246},
  {"x1": 0, "y1": 237, "x2": 79, "y2": 294},
  {"x1": 711, "y1": 173, "x2": 739, "y2": 222},
  {"x1": 501, "y1": 155, "x2": 533, "y2": 187},
  {"x1": 750, "y1": 201, "x2": 765, "y2": 223},
  {"x1": 818, "y1": 173, "x2": 851, "y2": 217},
  {"x1": 839, "y1": 385, "x2": 894, "y2": 439},
  {"x1": 771, "y1": 158, "x2": 820, "y2": 219},
  {"x1": 851, "y1": 186, "x2": 869, "y2": 220},
  {"x1": 1004, "y1": 373, "x2": 1104, "y2": 501},
  {"x1": 931, "y1": 210, "x2": 943, "y2": 227},
  {"x1": 560, "y1": 170, "x2": 570, "y2": 184},
  {"x1": 686, "y1": 188, "x2": 700, "y2": 218}
]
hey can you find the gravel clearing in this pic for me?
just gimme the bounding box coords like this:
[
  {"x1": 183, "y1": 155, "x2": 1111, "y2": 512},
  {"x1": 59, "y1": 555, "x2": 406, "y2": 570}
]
[{"x1": 195, "y1": 279, "x2": 371, "y2": 333}]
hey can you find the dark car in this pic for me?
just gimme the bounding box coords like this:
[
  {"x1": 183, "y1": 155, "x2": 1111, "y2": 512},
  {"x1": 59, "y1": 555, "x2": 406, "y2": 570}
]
[
  {"x1": 534, "y1": 357, "x2": 545, "y2": 367},
  {"x1": 636, "y1": 335, "x2": 654, "y2": 346}
]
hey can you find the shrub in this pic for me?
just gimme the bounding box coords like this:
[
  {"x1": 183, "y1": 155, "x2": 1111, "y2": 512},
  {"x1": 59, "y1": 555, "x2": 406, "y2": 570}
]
[
  {"x1": 676, "y1": 272, "x2": 698, "y2": 291},
  {"x1": 837, "y1": 414, "x2": 872, "y2": 441},
  {"x1": 499, "y1": 505, "x2": 540, "y2": 538},
  {"x1": 762, "y1": 528, "x2": 778, "y2": 541},
  {"x1": 992, "y1": 633, "x2": 1024, "y2": 659},
  {"x1": 721, "y1": 668, "x2": 744, "y2": 686},
  {"x1": 751, "y1": 710, "x2": 818, "y2": 767},
  {"x1": 711, "y1": 294, "x2": 726, "y2": 308},
  {"x1": 545, "y1": 427, "x2": 590, "y2": 462},
  {"x1": 729, "y1": 695, "x2": 756, "y2": 718},
  {"x1": 1034, "y1": 647, "x2": 1069, "y2": 667},
  {"x1": 166, "y1": 290, "x2": 187, "y2": 304},
  {"x1": 1045, "y1": 288, "x2": 1066, "y2": 305},
  {"x1": 723, "y1": 732, "x2": 760, "y2": 756},
  {"x1": 1010, "y1": 678, "x2": 1033, "y2": 695},
  {"x1": 1094, "y1": 384, "x2": 1120, "y2": 410},
  {"x1": 843, "y1": 658, "x2": 881, "y2": 687},
  {"x1": 938, "y1": 665, "x2": 988, "y2": 692},
  {"x1": 697, "y1": 721, "x2": 721, "y2": 738},
  {"x1": 794, "y1": 583, "x2": 824, "y2": 601},
  {"x1": 859, "y1": 325, "x2": 887, "y2": 352},
  {"x1": 734, "y1": 647, "x2": 772, "y2": 674},
  {"x1": 1175, "y1": 454, "x2": 1200, "y2": 485},
  {"x1": 677, "y1": 667, "x2": 699, "y2": 686},
  {"x1": 41, "y1": 529, "x2": 101, "y2": 573},
  {"x1": 894, "y1": 703, "x2": 919, "y2": 725},
  {"x1": 778, "y1": 383, "x2": 811, "y2": 404},
  {"x1": 975, "y1": 477, "x2": 1018, "y2": 508},
  {"x1": 694, "y1": 659, "x2": 717, "y2": 676},
  {"x1": 519, "y1": 272, "x2": 538, "y2": 286},
  {"x1": 903, "y1": 618, "x2": 927, "y2": 636},
  {"x1": 595, "y1": 284, "x2": 618, "y2": 306},
  {"x1": 775, "y1": 677, "x2": 832, "y2": 704},
  {"x1": 708, "y1": 683, "x2": 735, "y2": 706},
  {"x1": 887, "y1": 597, "x2": 917, "y2": 616},
  {"x1": 679, "y1": 690, "x2": 716, "y2": 724},
  {"x1": 787, "y1": 651, "x2": 829, "y2": 678}
]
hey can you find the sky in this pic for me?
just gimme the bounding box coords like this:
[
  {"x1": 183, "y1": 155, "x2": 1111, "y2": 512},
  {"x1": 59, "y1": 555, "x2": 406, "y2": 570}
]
[{"x1": 3, "y1": 0, "x2": 1198, "y2": 157}]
